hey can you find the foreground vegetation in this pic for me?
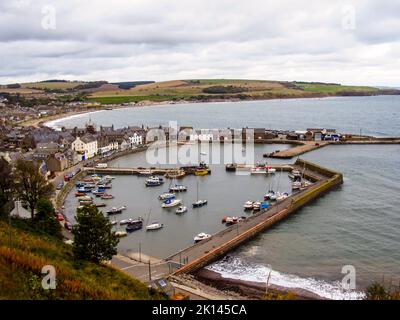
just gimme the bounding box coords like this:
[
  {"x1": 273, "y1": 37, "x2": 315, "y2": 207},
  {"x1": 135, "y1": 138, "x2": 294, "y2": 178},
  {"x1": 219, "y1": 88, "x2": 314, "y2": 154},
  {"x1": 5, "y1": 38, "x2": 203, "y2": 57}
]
[{"x1": 0, "y1": 218, "x2": 165, "y2": 299}]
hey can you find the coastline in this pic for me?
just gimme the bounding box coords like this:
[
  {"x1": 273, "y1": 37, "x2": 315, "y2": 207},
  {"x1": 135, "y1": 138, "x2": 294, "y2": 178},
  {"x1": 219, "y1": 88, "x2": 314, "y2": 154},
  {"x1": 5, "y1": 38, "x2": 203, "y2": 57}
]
[
  {"x1": 194, "y1": 268, "x2": 327, "y2": 300},
  {"x1": 37, "y1": 94, "x2": 397, "y2": 130}
]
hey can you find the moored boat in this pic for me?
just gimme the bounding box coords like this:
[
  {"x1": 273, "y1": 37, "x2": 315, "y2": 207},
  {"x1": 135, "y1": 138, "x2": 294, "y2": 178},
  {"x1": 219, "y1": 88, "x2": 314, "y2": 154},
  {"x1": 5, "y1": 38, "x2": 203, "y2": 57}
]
[
  {"x1": 158, "y1": 192, "x2": 176, "y2": 200},
  {"x1": 194, "y1": 232, "x2": 211, "y2": 242},
  {"x1": 146, "y1": 222, "x2": 163, "y2": 231},
  {"x1": 145, "y1": 176, "x2": 164, "y2": 187},
  {"x1": 225, "y1": 163, "x2": 237, "y2": 172},
  {"x1": 175, "y1": 206, "x2": 187, "y2": 214},
  {"x1": 194, "y1": 169, "x2": 208, "y2": 176},
  {"x1": 169, "y1": 184, "x2": 187, "y2": 192},
  {"x1": 115, "y1": 231, "x2": 127, "y2": 237},
  {"x1": 192, "y1": 200, "x2": 207, "y2": 208},
  {"x1": 243, "y1": 201, "x2": 254, "y2": 210},
  {"x1": 162, "y1": 198, "x2": 182, "y2": 208},
  {"x1": 101, "y1": 193, "x2": 114, "y2": 199}
]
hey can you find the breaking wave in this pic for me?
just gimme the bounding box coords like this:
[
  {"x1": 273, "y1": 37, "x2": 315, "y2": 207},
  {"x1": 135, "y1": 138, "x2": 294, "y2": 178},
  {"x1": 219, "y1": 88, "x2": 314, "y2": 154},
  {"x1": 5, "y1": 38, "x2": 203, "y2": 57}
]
[{"x1": 207, "y1": 256, "x2": 365, "y2": 300}]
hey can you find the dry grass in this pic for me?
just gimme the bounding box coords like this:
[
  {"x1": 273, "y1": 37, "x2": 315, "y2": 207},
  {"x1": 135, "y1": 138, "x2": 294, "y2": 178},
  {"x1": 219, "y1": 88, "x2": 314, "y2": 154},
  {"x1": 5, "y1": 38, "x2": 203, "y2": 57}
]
[{"x1": 0, "y1": 220, "x2": 166, "y2": 300}]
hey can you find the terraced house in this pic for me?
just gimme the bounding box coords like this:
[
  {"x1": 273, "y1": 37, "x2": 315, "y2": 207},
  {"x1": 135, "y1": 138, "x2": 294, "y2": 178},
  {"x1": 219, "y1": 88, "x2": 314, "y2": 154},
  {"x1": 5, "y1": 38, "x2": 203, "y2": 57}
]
[{"x1": 71, "y1": 135, "x2": 98, "y2": 160}]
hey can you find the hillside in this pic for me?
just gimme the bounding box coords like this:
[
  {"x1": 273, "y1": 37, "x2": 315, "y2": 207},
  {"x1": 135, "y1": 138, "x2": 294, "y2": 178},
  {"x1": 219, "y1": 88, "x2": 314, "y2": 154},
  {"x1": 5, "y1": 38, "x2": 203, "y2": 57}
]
[
  {"x1": 2, "y1": 79, "x2": 399, "y2": 105},
  {"x1": 0, "y1": 219, "x2": 166, "y2": 300},
  {"x1": 83, "y1": 79, "x2": 400, "y2": 104}
]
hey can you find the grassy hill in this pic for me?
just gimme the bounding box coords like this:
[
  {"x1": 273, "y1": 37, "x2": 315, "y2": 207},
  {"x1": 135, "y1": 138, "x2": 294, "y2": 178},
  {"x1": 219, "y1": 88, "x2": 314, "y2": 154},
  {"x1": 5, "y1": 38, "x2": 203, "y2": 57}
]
[
  {"x1": 2, "y1": 79, "x2": 399, "y2": 104},
  {"x1": 0, "y1": 219, "x2": 166, "y2": 300},
  {"x1": 85, "y1": 79, "x2": 397, "y2": 104}
]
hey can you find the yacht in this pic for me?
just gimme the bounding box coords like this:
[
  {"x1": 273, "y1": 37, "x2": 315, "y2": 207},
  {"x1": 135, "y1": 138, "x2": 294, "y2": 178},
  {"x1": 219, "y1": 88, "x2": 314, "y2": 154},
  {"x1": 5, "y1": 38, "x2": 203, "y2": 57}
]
[
  {"x1": 158, "y1": 192, "x2": 176, "y2": 200},
  {"x1": 169, "y1": 184, "x2": 187, "y2": 192}
]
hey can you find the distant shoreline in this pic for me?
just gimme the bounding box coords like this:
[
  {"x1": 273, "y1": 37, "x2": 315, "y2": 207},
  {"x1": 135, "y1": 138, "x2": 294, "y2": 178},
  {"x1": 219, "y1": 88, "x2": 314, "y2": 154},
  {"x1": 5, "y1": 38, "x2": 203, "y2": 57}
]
[{"x1": 40, "y1": 94, "x2": 400, "y2": 130}]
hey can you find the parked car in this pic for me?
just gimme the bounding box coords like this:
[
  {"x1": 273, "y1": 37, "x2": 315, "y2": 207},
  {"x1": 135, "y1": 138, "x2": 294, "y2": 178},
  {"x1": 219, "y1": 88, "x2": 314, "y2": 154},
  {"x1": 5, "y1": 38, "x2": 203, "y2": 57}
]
[
  {"x1": 56, "y1": 213, "x2": 65, "y2": 221},
  {"x1": 64, "y1": 221, "x2": 73, "y2": 231}
]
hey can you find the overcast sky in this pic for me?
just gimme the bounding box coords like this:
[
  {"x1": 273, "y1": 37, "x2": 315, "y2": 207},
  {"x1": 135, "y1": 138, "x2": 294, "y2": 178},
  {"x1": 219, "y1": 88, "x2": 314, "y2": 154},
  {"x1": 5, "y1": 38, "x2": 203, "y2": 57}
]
[{"x1": 1, "y1": 0, "x2": 399, "y2": 86}]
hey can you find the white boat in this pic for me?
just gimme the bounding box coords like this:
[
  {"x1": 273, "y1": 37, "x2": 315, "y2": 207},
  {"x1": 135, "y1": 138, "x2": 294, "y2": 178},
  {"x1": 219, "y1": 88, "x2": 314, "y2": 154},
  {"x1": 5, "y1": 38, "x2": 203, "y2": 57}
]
[
  {"x1": 276, "y1": 192, "x2": 290, "y2": 202},
  {"x1": 119, "y1": 219, "x2": 133, "y2": 225},
  {"x1": 264, "y1": 190, "x2": 275, "y2": 199},
  {"x1": 145, "y1": 176, "x2": 164, "y2": 187},
  {"x1": 292, "y1": 181, "x2": 301, "y2": 190},
  {"x1": 176, "y1": 206, "x2": 187, "y2": 214},
  {"x1": 146, "y1": 222, "x2": 164, "y2": 231},
  {"x1": 265, "y1": 166, "x2": 276, "y2": 174},
  {"x1": 158, "y1": 192, "x2": 176, "y2": 200},
  {"x1": 243, "y1": 201, "x2": 254, "y2": 210},
  {"x1": 252, "y1": 201, "x2": 261, "y2": 210},
  {"x1": 115, "y1": 231, "x2": 127, "y2": 237},
  {"x1": 169, "y1": 184, "x2": 187, "y2": 192},
  {"x1": 110, "y1": 221, "x2": 117, "y2": 225},
  {"x1": 162, "y1": 198, "x2": 182, "y2": 208},
  {"x1": 104, "y1": 175, "x2": 115, "y2": 180},
  {"x1": 194, "y1": 232, "x2": 211, "y2": 242}
]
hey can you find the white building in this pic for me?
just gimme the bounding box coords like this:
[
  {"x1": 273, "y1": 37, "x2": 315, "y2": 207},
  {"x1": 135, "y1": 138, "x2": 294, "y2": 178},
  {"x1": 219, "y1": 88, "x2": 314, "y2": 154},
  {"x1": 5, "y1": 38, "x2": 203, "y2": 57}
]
[
  {"x1": 98, "y1": 140, "x2": 118, "y2": 155},
  {"x1": 128, "y1": 132, "x2": 143, "y2": 146},
  {"x1": 71, "y1": 135, "x2": 98, "y2": 160},
  {"x1": 189, "y1": 129, "x2": 214, "y2": 142}
]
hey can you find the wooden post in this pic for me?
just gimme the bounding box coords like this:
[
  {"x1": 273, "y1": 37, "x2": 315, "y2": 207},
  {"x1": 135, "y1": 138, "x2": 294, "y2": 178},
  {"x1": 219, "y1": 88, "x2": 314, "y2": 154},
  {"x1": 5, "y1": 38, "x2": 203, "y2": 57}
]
[{"x1": 148, "y1": 260, "x2": 151, "y2": 281}]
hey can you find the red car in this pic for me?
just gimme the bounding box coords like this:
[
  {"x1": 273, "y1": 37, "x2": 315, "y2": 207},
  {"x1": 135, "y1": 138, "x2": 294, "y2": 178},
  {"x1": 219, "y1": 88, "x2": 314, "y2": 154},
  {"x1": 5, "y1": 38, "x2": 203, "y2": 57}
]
[{"x1": 56, "y1": 213, "x2": 65, "y2": 221}]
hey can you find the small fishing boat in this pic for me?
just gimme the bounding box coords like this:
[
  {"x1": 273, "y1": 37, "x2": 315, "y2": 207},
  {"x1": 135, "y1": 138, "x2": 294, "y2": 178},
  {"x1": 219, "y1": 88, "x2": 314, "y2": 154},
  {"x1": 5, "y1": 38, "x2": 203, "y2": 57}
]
[
  {"x1": 225, "y1": 216, "x2": 246, "y2": 226},
  {"x1": 264, "y1": 190, "x2": 275, "y2": 200},
  {"x1": 169, "y1": 184, "x2": 187, "y2": 192},
  {"x1": 110, "y1": 220, "x2": 117, "y2": 225},
  {"x1": 146, "y1": 222, "x2": 163, "y2": 231},
  {"x1": 292, "y1": 181, "x2": 301, "y2": 190},
  {"x1": 77, "y1": 187, "x2": 91, "y2": 193},
  {"x1": 243, "y1": 201, "x2": 254, "y2": 210},
  {"x1": 75, "y1": 192, "x2": 86, "y2": 197},
  {"x1": 250, "y1": 167, "x2": 266, "y2": 174},
  {"x1": 276, "y1": 192, "x2": 290, "y2": 202},
  {"x1": 158, "y1": 192, "x2": 176, "y2": 200},
  {"x1": 162, "y1": 198, "x2": 182, "y2": 208},
  {"x1": 145, "y1": 176, "x2": 164, "y2": 187},
  {"x1": 101, "y1": 193, "x2": 114, "y2": 199},
  {"x1": 194, "y1": 232, "x2": 211, "y2": 243},
  {"x1": 225, "y1": 163, "x2": 237, "y2": 172},
  {"x1": 94, "y1": 202, "x2": 107, "y2": 207},
  {"x1": 192, "y1": 200, "x2": 207, "y2": 208},
  {"x1": 288, "y1": 169, "x2": 302, "y2": 181},
  {"x1": 126, "y1": 218, "x2": 144, "y2": 232},
  {"x1": 92, "y1": 189, "x2": 105, "y2": 196},
  {"x1": 77, "y1": 195, "x2": 92, "y2": 201},
  {"x1": 106, "y1": 207, "x2": 123, "y2": 215},
  {"x1": 119, "y1": 219, "x2": 134, "y2": 225},
  {"x1": 115, "y1": 231, "x2": 127, "y2": 237},
  {"x1": 252, "y1": 201, "x2": 261, "y2": 211},
  {"x1": 176, "y1": 206, "x2": 187, "y2": 214},
  {"x1": 104, "y1": 175, "x2": 115, "y2": 180},
  {"x1": 194, "y1": 169, "x2": 208, "y2": 176},
  {"x1": 79, "y1": 200, "x2": 93, "y2": 205},
  {"x1": 265, "y1": 166, "x2": 276, "y2": 174}
]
